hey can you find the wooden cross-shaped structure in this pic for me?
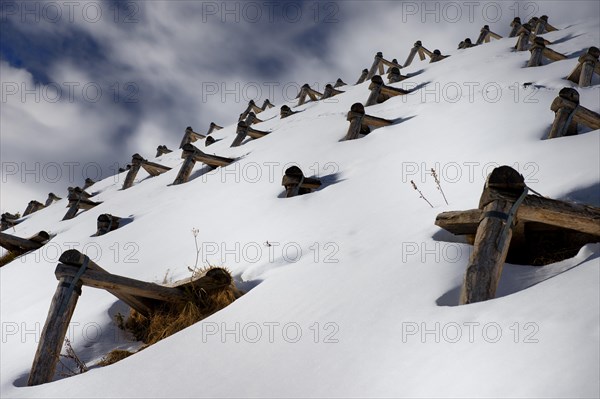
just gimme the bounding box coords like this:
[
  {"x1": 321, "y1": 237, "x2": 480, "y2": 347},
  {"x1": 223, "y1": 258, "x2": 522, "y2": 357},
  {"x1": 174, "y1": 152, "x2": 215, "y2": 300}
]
[
  {"x1": 230, "y1": 121, "x2": 270, "y2": 147},
  {"x1": 344, "y1": 103, "x2": 393, "y2": 140},
  {"x1": 173, "y1": 143, "x2": 235, "y2": 185},
  {"x1": 322, "y1": 84, "x2": 344, "y2": 99},
  {"x1": 566, "y1": 47, "x2": 600, "y2": 87},
  {"x1": 280, "y1": 105, "x2": 299, "y2": 119},
  {"x1": 1, "y1": 213, "x2": 21, "y2": 231},
  {"x1": 367, "y1": 52, "x2": 403, "y2": 80},
  {"x1": 296, "y1": 84, "x2": 323, "y2": 106},
  {"x1": 281, "y1": 166, "x2": 322, "y2": 197},
  {"x1": 63, "y1": 187, "x2": 102, "y2": 221},
  {"x1": 96, "y1": 214, "x2": 122, "y2": 236},
  {"x1": 155, "y1": 145, "x2": 172, "y2": 157},
  {"x1": 548, "y1": 88, "x2": 600, "y2": 139},
  {"x1": 534, "y1": 15, "x2": 558, "y2": 35},
  {"x1": 475, "y1": 25, "x2": 502, "y2": 45},
  {"x1": 365, "y1": 75, "x2": 411, "y2": 106},
  {"x1": 45, "y1": 193, "x2": 62, "y2": 207},
  {"x1": 527, "y1": 37, "x2": 567, "y2": 67},
  {"x1": 404, "y1": 41, "x2": 434, "y2": 67},
  {"x1": 122, "y1": 153, "x2": 172, "y2": 190}
]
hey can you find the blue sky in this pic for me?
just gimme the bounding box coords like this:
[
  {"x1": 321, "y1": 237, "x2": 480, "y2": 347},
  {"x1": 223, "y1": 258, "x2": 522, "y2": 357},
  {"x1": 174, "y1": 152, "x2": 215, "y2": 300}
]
[{"x1": 1, "y1": 0, "x2": 598, "y2": 213}]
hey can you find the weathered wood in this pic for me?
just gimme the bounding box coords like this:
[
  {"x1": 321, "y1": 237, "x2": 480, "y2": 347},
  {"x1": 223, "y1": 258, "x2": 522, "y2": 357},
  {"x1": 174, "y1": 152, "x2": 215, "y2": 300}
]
[
  {"x1": 429, "y1": 49, "x2": 449, "y2": 63},
  {"x1": 206, "y1": 122, "x2": 223, "y2": 135},
  {"x1": 245, "y1": 112, "x2": 263, "y2": 125},
  {"x1": 476, "y1": 25, "x2": 502, "y2": 45},
  {"x1": 205, "y1": 136, "x2": 216, "y2": 146},
  {"x1": 44, "y1": 193, "x2": 61, "y2": 207},
  {"x1": 509, "y1": 17, "x2": 522, "y2": 38},
  {"x1": 296, "y1": 84, "x2": 323, "y2": 106},
  {"x1": 404, "y1": 41, "x2": 433, "y2": 67},
  {"x1": 281, "y1": 166, "x2": 321, "y2": 197},
  {"x1": 460, "y1": 166, "x2": 526, "y2": 304},
  {"x1": 365, "y1": 75, "x2": 411, "y2": 106},
  {"x1": 356, "y1": 68, "x2": 369, "y2": 84},
  {"x1": 155, "y1": 145, "x2": 172, "y2": 157},
  {"x1": 435, "y1": 209, "x2": 481, "y2": 235},
  {"x1": 280, "y1": 105, "x2": 298, "y2": 119},
  {"x1": 566, "y1": 47, "x2": 600, "y2": 88},
  {"x1": 96, "y1": 214, "x2": 121, "y2": 236},
  {"x1": 230, "y1": 121, "x2": 269, "y2": 147},
  {"x1": 387, "y1": 67, "x2": 406, "y2": 84},
  {"x1": 322, "y1": 84, "x2": 344, "y2": 99},
  {"x1": 527, "y1": 37, "x2": 566, "y2": 67},
  {"x1": 239, "y1": 100, "x2": 269, "y2": 122},
  {"x1": 1, "y1": 213, "x2": 21, "y2": 231},
  {"x1": 179, "y1": 126, "x2": 206, "y2": 148},
  {"x1": 122, "y1": 153, "x2": 144, "y2": 189},
  {"x1": 261, "y1": 99, "x2": 274, "y2": 110},
  {"x1": 67, "y1": 186, "x2": 91, "y2": 200},
  {"x1": 63, "y1": 192, "x2": 101, "y2": 221},
  {"x1": 334, "y1": 78, "x2": 346, "y2": 88},
  {"x1": 173, "y1": 144, "x2": 235, "y2": 185},
  {"x1": 83, "y1": 178, "x2": 95, "y2": 190},
  {"x1": 548, "y1": 88, "x2": 600, "y2": 138},
  {"x1": 344, "y1": 102, "x2": 393, "y2": 140},
  {"x1": 458, "y1": 38, "x2": 474, "y2": 50},
  {"x1": 23, "y1": 200, "x2": 45, "y2": 217},
  {"x1": 515, "y1": 24, "x2": 532, "y2": 51},
  {"x1": 0, "y1": 231, "x2": 50, "y2": 254},
  {"x1": 367, "y1": 52, "x2": 402, "y2": 80},
  {"x1": 140, "y1": 160, "x2": 171, "y2": 177},
  {"x1": 27, "y1": 270, "x2": 83, "y2": 386},
  {"x1": 535, "y1": 15, "x2": 557, "y2": 34}
]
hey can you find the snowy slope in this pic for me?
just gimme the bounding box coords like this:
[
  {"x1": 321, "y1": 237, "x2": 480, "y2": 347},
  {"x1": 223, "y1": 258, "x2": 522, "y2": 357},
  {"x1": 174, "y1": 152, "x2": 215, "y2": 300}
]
[{"x1": 1, "y1": 18, "x2": 599, "y2": 398}]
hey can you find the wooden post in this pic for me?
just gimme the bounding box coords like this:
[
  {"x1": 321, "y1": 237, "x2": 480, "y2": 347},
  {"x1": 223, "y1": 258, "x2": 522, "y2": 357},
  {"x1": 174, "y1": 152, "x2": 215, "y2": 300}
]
[
  {"x1": 281, "y1": 166, "x2": 321, "y2": 197},
  {"x1": 297, "y1": 84, "x2": 322, "y2": 106},
  {"x1": 231, "y1": 121, "x2": 249, "y2": 147},
  {"x1": 155, "y1": 145, "x2": 172, "y2": 157},
  {"x1": 334, "y1": 78, "x2": 346, "y2": 88},
  {"x1": 527, "y1": 37, "x2": 546, "y2": 67},
  {"x1": 207, "y1": 122, "x2": 223, "y2": 134},
  {"x1": 566, "y1": 47, "x2": 600, "y2": 87},
  {"x1": 367, "y1": 52, "x2": 384, "y2": 80},
  {"x1": 45, "y1": 193, "x2": 61, "y2": 207},
  {"x1": 515, "y1": 24, "x2": 532, "y2": 51},
  {"x1": 261, "y1": 99, "x2": 274, "y2": 110},
  {"x1": 280, "y1": 105, "x2": 298, "y2": 119},
  {"x1": 535, "y1": 15, "x2": 557, "y2": 34},
  {"x1": 365, "y1": 75, "x2": 384, "y2": 107},
  {"x1": 460, "y1": 166, "x2": 526, "y2": 305},
  {"x1": 173, "y1": 144, "x2": 234, "y2": 185},
  {"x1": 548, "y1": 88, "x2": 580, "y2": 139},
  {"x1": 322, "y1": 84, "x2": 344, "y2": 99},
  {"x1": 345, "y1": 103, "x2": 367, "y2": 140},
  {"x1": 475, "y1": 26, "x2": 489, "y2": 45},
  {"x1": 83, "y1": 178, "x2": 95, "y2": 189},
  {"x1": 356, "y1": 68, "x2": 369, "y2": 84},
  {"x1": 173, "y1": 152, "x2": 197, "y2": 185},
  {"x1": 96, "y1": 214, "x2": 121, "y2": 236},
  {"x1": 509, "y1": 17, "x2": 522, "y2": 37},
  {"x1": 404, "y1": 41, "x2": 421, "y2": 67},
  {"x1": 122, "y1": 153, "x2": 144, "y2": 190},
  {"x1": 28, "y1": 262, "x2": 84, "y2": 386},
  {"x1": 23, "y1": 200, "x2": 45, "y2": 217}
]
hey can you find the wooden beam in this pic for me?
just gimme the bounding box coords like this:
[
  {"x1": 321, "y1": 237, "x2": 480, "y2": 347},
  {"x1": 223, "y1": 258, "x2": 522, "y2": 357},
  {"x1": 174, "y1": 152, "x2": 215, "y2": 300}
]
[
  {"x1": 23, "y1": 200, "x2": 45, "y2": 217},
  {"x1": 45, "y1": 193, "x2": 61, "y2": 207},
  {"x1": 366, "y1": 75, "x2": 410, "y2": 106},
  {"x1": 356, "y1": 68, "x2": 369, "y2": 85},
  {"x1": 0, "y1": 231, "x2": 50, "y2": 254},
  {"x1": 207, "y1": 122, "x2": 223, "y2": 135},
  {"x1": 548, "y1": 88, "x2": 600, "y2": 139},
  {"x1": 173, "y1": 144, "x2": 235, "y2": 185}
]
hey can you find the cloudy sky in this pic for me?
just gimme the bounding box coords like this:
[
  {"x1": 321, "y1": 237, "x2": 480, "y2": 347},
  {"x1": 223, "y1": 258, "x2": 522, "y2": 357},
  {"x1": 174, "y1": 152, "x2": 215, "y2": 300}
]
[{"x1": 1, "y1": 0, "x2": 598, "y2": 214}]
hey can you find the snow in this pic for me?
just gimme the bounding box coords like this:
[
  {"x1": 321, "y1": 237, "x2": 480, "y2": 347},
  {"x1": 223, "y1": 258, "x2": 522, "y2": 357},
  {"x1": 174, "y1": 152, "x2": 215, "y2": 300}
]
[{"x1": 1, "y1": 18, "x2": 599, "y2": 398}]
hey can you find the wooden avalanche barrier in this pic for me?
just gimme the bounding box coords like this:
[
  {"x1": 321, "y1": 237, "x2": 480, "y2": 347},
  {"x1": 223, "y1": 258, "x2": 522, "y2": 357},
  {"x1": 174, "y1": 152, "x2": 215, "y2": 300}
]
[
  {"x1": 475, "y1": 25, "x2": 502, "y2": 45},
  {"x1": 365, "y1": 75, "x2": 411, "y2": 106},
  {"x1": 281, "y1": 166, "x2": 322, "y2": 197},
  {"x1": 356, "y1": 68, "x2": 369, "y2": 84},
  {"x1": 322, "y1": 84, "x2": 344, "y2": 99},
  {"x1": 548, "y1": 88, "x2": 600, "y2": 139},
  {"x1": 0, "y1": 231, "x2": 50, "y2": 256},
  {"x1": 28, "y1": 249, "x2": 242, "y2": 386},
  {"x1": 239, "y1": 99, "x2": 273, "y2": 122},
  {"x1": 63, "y1": 188, "x2": 102, "y2": 221},
  {"x1": 527, "y1": 37, "x2": 567, "y2": 67},
  {"x1": 44, "y1": 193, "x2": 62, "y2": 207},
  {"x1": 205, "y1": 136, "x2": 216, "y2": 146},
  {"x1": 334, "y1": 78, "x2": 346, "y2": 88},
  {"x1": 345, "y1": 103, "x2": 393, "y2": 141},
  {"x1": 566, "y1": 47, "x2": 600, "y2": 87},
  {"x1": 179, "y1": 126, "x2": 206, "y2": 149},
  {"x1": 206, "y1": 121, "x2": 223, "y2": 134},
  {"x1": 0, "y1": 213, "x2": 21, "y2": 231},
  {"x1": 155, "y1": 145, "x2": 172, "y2": 157},
  {"x1": 122, "y1": 154, "x2": 171, "y2": 190},
  {"x1": 83, "y1": 178, "x2": 95, "y2": 189},
  {"x1": 435, "y1": 166, "x2": 600, "y2": 305},
  {"x1": 534, "y1": 15, "x2": 558, "y2": 35},
  {"x1": 429, "y1": 50, "x2": 448, "y2": 63},
  {"x1": 280, "y1": 105, "x2": 299, "y2": 119},
  {"x1": 458, "y1": 38, "x2": 474, "y2": 49},
  {"x1": 367, "y1": 52, "x2": 402, "y2": 80},
  {"x1": 403, "y1": 41, "x2": 433, "y2": 67},
  {"x1": 23, "y1": 200, "x2": 45, "y2": 217},
  {"x1": 173, "y1": 143, "x2": 235, "y2": 185},
  {"x1": 230, "y1": 121, "x2": 270, "y2": 147},
  {"x1": 509, "y1": 17, "x2": 522, "y2": 38},
  {"x1": 96, "y1": 214, "x2": 122, "y2": 236},
  {"x1": 244, "y1": 112, "x2": 263, "y2": 125},
  {"x1": 296, "y1": 84, "x2": 323, "y2": 106},
  {"x1": 387, "y1": 67, "x2": 407, "y2": 83}
]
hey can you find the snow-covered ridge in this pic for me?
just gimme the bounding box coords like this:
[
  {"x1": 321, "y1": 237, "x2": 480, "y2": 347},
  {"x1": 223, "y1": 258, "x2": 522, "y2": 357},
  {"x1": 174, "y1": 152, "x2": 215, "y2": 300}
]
[{"x1": 1, "y1": 17, "x2": 599, "y2": 398}]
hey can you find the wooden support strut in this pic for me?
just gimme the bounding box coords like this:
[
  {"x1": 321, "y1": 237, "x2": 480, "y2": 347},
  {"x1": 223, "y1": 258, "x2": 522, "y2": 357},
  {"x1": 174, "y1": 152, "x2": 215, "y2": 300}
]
[
  {"x1": 534, "y1": 15, "x2": 558, "y2": 35},
  {"x1": 365, "y1": 75, "x2": 411, "y2": 106},
  {"x1": 334, "y1": 78, "x2": 346, "y2": 88},
  {"x1": 281, "y1": 166, "x2": 322, "y2": 198},
  {"x1": 206, "y1": 122, "x2": 223, "y2": 135},
  {"x1": 96, "y1": 214, "x2": 121, "y2": 236},
  {"x1": 527, "y1": 37, "x2": 567, "y2": 67},
  {"x1": 156, "y1": 145, "x2": 172, "y2": 157},
  {"x1": 515, "y1": 24, "x2": 532, "y2": 51},
  {"x1": 344, "y1": 102, "x2": 393, "y2": 141},
  {"x1": 0, "y1": 231, "x2": 50, "y2": 255},
  {"x1": 179, "y1": 126, "x2": 206, "y2": 149},
  {"x1": 172, "y1": 143, "x2": 235, "y2": 185},
  {"x1": 23, "y1": 200, "x2": 45, "y2": 217},
  {"x1": 475, "y1": 25, "x2": 503, "y2": 45},
  {"x1": 122, "y1": 153, "x2": 171, "y2": 190},
  {"x1": 566, "y1": 47, "x2": 600, "y2": 88},
  {"x1": 367, "y1": 52, "x2": 402, "y2": 80},
  {"x1": 404, "y1": 41, "x2": 433, "y2": 67},
  {"x1": 548, "y1": 88, "x2": 600, "y2": 139},
  {"x1": 460, "y1": 166, "x2": 527, "y2": 305},
  {"x1": 356, "y1": 68, "x2": 369, "y2": 85},
  {"x1": 230, "y1": 121, "x2": 269, "y2": 147},
  {"x1": 429, "y1": 49, "x2": 449, "y2": 63},
  {"x1": 45, "y1": 193, "x2": 62, "y2": 207},
  {"x1": 296, "y1": 84, "x2": 323, "y2": 106},
  {"x1": 280, "y1": 105, "x2": 298, "y2": 119},
  {"x1": 509, "y1": 17, "x2": 522, "y2": 38},
  {"x1": 63, "y1": 189, "x2": 101, "y2": 221},
  {"x1": 322, "y1": 84, "x2": 344, "y2": 99}
]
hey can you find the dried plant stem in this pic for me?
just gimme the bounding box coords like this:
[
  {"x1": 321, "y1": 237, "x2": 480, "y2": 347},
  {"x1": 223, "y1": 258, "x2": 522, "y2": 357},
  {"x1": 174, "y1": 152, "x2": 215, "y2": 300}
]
[
  {"x1": 411, "y1": 180, "x2": 434, "y2": 208},
  {"x1": 431, "y1": 168, "x2": 449, "y2": 205}
]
